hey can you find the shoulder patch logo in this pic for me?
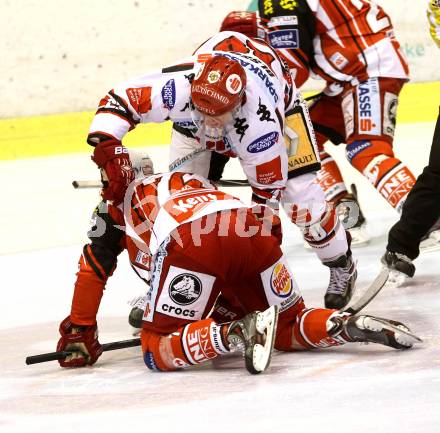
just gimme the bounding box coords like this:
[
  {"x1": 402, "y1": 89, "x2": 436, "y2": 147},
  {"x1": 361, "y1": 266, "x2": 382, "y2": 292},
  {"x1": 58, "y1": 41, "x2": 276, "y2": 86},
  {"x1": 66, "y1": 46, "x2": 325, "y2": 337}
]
[
  {"x1": 161, "y1": 79, "x2": 176, "y2": 110},
  {"x1": 270, "y1": 263, "x2": 293, "y2": 298},
  {"x1": 247, "y1": 131, "x2": 279, "y2": 153},
  {"x1": 169, "y1": 273, "x2": 202, "y2": 305}
]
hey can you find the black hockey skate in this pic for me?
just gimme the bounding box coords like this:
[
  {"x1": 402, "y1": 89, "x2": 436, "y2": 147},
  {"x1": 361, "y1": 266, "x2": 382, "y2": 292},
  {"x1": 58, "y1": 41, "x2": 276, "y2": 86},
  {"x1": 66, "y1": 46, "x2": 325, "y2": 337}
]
[
  {"x1": 226, "y1": 305, "x2": 279, "y2": 375},
  {"x1": 323, "y1": 253, "x2": 357, "y2": 309},
  {"x1": 128, "y1": 295, "x2": 148, "y2": 329},
  {"x1": 381, "y1": 250, "x2": 415, "y2": 278},
  {"x1": 328, "y1": 313, "x2": 421, "y2": 349},
  {"x1": 335, "y1": 184, "x2": 369, "y2": 246}
]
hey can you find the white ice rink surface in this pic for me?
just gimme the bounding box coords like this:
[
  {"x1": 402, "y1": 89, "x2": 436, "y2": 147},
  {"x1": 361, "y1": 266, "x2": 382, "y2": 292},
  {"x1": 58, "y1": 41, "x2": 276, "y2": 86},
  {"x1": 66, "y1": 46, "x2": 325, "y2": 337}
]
[{"x1": 1, "y1": 122, "x2": 439, "y2": 433}]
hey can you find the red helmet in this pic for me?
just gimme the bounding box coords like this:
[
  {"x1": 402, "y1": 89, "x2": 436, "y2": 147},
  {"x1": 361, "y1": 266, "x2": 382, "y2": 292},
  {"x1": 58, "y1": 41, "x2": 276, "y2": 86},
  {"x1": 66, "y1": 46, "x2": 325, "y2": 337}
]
[
  {"x1": 220, "y1": 11, "x2": 258, "y2": 39},
  {"x1": 191, "y1": 56, "x2": 247, "y2": 116}
]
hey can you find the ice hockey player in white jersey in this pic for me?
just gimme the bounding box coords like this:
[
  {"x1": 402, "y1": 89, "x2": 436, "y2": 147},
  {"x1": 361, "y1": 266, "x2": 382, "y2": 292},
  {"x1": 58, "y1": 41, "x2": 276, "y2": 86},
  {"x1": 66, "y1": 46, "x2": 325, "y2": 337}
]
[{"x1": 87, "y1": 31, "x2": 356, "y2": 309}]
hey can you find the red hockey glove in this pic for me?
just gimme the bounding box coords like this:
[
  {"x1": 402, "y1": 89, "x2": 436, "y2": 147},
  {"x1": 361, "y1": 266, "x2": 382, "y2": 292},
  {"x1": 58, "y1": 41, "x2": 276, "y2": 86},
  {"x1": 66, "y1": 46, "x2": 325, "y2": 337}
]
[
  {"x1": 91, "y1": 140, "x2": 135, "y2": 204},
  {"x1": 253, "y1": 205, "x2": 283, "y2": 245},
  {"x1": 57, "y1": 316, "x2": 102, "y2": 367},
  {"x1": 220, "y1": 11, "x2": 258, "y2": 38}
]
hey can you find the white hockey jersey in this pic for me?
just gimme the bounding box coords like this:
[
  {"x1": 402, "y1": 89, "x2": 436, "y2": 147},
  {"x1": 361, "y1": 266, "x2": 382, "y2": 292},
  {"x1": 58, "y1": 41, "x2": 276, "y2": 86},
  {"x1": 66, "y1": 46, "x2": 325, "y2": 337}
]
[{"x1": 88, "y1": 31, "x2": 296, "y2": 198}]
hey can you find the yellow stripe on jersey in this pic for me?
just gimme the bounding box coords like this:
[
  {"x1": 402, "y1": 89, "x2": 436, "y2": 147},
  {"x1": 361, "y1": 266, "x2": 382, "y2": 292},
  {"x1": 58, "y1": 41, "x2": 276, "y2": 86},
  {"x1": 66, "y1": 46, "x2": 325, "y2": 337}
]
[
  {"x1": 1, "y1": 82, "x2": 439, "y2": 160},
  {"x1": 427, "y1": 1, "x2": 440, "y2": 48}
]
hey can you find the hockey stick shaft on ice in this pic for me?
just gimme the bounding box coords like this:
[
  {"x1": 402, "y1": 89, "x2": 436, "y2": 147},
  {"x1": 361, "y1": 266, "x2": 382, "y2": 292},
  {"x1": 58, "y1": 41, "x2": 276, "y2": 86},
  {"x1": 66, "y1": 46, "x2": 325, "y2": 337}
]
[
  {"x1": 339, "y1": 268, "x2": 389, "y2": 315},
  {"x1": 25, "y1": 270, "x2": 389, "y2": 365},
  {"x1": 72, "y1": 179, "x2": 250, "y2": 189},
  {"x1": 25, "y1": 338, "x2": 141, "y2": 365}
]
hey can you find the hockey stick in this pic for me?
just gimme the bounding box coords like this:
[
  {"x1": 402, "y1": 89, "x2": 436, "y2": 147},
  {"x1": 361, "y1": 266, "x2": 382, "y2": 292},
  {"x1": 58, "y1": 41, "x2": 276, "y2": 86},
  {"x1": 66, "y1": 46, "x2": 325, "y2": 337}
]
[
  {"x1": 72, "y1": 180, "x2": 102, "y2": 189},
  {"x1": 25, "y1": 337, "x2": 141, "y2": 365},
  {"x1": 218, "y1": 179, "x2": 249, "y2": 187},
  {"x1": 72, "y1": 178, "x2": 250, "y2": 189},
  {"x1": 340, "y1": 268, "x2": 389, "y2": 315}
]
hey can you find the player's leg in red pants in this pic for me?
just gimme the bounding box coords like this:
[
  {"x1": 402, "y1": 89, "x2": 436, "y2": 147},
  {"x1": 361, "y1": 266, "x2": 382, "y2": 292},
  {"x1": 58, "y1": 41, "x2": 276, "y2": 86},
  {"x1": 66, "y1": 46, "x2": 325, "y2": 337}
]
[{"x1": 140, "y1": 210, "x2": 349, "y2": 371}]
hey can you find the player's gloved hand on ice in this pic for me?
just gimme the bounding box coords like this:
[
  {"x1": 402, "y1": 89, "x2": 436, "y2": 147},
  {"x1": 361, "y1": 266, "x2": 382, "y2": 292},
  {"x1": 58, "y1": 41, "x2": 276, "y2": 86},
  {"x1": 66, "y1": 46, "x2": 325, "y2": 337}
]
[
  {"x1": 253, "y1": 204, "x2": 283, "y2": 245},
  {"x1": 57, "y1": 316, "x2": 102, "y2": 367},
  {"x1": 91, "y1": 139, "x2": 135, "y2": 204}
]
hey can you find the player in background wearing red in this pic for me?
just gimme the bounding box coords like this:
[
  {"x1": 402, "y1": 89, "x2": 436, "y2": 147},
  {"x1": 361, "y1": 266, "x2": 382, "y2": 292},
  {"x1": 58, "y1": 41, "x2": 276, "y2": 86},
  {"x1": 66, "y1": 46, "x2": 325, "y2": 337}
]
[
  {"x1": 57, "y1": 169, "x2": 417, "y2": 374},
  {"x1": 221, "y1": 1, "x2": 417, "y2": 245},
  {"x1": 381, "y1": 1, "x2": 440, "y2": 282},
  {"x1": 86, "y1": 31, "x2": 357, "y2": 309}
]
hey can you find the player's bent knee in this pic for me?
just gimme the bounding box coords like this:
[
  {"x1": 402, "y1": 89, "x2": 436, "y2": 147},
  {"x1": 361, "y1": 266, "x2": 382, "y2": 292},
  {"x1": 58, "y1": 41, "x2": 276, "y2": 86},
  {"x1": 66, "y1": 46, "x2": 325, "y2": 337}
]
[
  {"x1": 141, "y1": 330, "x2": 173, "y2": 372},
  {"x1": 346, "y1": 139, "x2": 394, "y2": 172}
]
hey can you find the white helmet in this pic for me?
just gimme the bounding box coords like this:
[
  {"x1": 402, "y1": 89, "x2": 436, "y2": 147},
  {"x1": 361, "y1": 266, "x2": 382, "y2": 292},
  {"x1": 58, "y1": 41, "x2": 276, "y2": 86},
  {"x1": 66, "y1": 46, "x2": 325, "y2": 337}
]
[{"x1": 129, "y1": 149, "x2": 154, "y2": 180}]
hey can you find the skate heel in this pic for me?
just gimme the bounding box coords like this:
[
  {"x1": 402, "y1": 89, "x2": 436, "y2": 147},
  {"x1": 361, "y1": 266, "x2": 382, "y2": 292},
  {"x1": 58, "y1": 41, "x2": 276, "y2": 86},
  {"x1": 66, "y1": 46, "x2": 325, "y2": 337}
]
[
  {"x1": 228, "y1": 305, "x2": 279, "y2": 374},
  {"x1": 247, "y1": 306, "x2": 279, "y2": 374}
]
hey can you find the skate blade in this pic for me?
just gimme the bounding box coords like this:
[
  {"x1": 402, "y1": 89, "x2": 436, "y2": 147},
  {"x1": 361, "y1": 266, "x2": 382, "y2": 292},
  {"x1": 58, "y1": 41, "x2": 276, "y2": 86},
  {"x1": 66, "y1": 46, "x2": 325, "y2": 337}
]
[
  {"x1": 385, "y1": 270, "x2": 408, "y2": 289},
  {"x1": 367, "y1": 317, "x2": 423, "y2": 344},
  {"x1": 420, "y1": 233, "x2": 440, "y2": 253},
  {"x1": 246, "y1": 305, "x2": 279, "y2": 374}
]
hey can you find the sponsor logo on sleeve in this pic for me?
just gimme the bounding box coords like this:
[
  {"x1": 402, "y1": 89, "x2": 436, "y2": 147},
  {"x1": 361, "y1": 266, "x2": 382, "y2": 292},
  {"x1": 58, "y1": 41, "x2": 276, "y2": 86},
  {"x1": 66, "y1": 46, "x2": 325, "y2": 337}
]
[
  {"x1": 126, "y1": 87, "x2": 152, "y2": 114},
  {"x1": 156, "y1": 266, "x2": 215, "y2": 320},
  {"x1": 135, "y1": 250, "x2": 151, "y2": 269},
  {"x1": 267, "y1": 15, "x2": 298, "y2": 27},
  {"x1": 346, "y1": 140, "x2": 371, "y2": 162},
  {"x1": 256, "y1": 156, "x2": 283, "y2": 185},
  {"x1": 98, "y1": 92, "x2": 129, "y2": 116},
  {"x1": 329, "y1": 52, "x2": 349, "y2": 70},
  {"x1": 268, "y1": 30, "x2": 299, "y2": 49},
  {"x1": 247, "y1": 131, "x2": 279, "y2": 153},
  {"x1": 161, "y1": 79, "x2": 176, "y2": 110}
]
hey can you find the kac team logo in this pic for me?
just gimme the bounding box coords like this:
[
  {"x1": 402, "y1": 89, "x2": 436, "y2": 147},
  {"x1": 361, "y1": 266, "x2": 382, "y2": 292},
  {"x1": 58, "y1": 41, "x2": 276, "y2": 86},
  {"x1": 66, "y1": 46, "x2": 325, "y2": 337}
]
[
  {"x1": 270, "y1": 263, "x2": 292, "y2": 298},
  {"x1": 169, "y1": 273, "x2": 202, "y2": 305}
]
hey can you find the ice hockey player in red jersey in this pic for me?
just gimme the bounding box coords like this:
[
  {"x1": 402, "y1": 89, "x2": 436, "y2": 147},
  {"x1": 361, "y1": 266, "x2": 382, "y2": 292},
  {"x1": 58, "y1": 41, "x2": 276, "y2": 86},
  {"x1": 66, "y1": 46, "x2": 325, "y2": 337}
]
[
  {"x1": 87, "y1": 30, "x2": 356, "y2": 309},
  {"x1": 56, "y1": 170, "x2": 418, "y2": 374},
  {"x1": 221, "y1": 1, "x2": 416, "y2": 245}
]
